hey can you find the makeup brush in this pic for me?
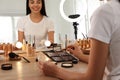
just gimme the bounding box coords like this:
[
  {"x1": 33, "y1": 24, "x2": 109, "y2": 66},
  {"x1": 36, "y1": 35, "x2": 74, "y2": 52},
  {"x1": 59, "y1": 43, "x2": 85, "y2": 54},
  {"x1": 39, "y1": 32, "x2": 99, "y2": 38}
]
[{"x1": 9, "y1": 52, "x2": 30, "y2": 63}]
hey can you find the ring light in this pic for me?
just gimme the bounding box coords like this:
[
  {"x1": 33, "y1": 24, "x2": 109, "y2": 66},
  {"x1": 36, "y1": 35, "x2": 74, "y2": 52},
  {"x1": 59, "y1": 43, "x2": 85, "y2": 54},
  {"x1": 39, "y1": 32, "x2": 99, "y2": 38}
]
[
  {"x1": 60, "y1": 0, "x2": 87, "y2": 22},
  {"x1": 60, "y1": 0, "x2": 80, "y2": 22},
  {"x1": 59, "y1": 0, "x2": 87, "y2": 39}
]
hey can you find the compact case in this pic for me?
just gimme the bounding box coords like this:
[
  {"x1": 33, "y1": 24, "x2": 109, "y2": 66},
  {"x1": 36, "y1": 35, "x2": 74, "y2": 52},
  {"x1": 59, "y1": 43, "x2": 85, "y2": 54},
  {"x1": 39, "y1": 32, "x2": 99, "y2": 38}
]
[
  {"x1": 1, "y1": 63, "x2": 12, "y2": 70},
  {"x1": 61, "y1": 62, "x2": 73, "y2": 68}
]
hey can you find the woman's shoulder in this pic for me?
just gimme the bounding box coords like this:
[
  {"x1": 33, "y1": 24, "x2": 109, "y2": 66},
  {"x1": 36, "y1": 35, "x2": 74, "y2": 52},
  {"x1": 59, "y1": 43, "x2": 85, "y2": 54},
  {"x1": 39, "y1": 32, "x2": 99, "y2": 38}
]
[
  {"x1": 92, "y1": 1, "x2": 115, "y2": 19},
  {"x1": 95, "y1": 0, "x2": 118, "y2": 14}
]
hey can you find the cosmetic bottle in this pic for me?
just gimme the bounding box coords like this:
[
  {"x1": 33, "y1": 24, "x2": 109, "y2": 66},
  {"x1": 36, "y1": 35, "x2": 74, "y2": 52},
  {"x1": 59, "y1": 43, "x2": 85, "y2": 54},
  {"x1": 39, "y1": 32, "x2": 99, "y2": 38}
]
[
  {"x1": 22, "y1": 39, "x2": 26, "y2": 51},
  {"x1": 31, "y1": 43, "x2": 35, "y2": 56},
  {"x1": 26, "y1": 43, "x2": 31, "y2": 57}
]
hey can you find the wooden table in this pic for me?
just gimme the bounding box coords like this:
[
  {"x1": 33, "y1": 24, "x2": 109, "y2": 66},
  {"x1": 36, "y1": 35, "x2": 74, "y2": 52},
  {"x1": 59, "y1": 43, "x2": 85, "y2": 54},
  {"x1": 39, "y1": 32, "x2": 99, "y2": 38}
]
[{"x1": 0, "y1": 51, "x2": 88, "y2": 80}]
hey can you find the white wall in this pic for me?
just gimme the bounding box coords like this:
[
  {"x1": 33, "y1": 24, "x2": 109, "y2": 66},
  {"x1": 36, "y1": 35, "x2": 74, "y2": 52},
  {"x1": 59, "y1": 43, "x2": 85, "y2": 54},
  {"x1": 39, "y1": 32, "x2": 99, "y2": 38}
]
[
  {"x1": 0, "y1": 0, "x2": 26, "y2": 16},
  {"x1": 45, "y1": 0, "x2": 75, "y2": 43}
]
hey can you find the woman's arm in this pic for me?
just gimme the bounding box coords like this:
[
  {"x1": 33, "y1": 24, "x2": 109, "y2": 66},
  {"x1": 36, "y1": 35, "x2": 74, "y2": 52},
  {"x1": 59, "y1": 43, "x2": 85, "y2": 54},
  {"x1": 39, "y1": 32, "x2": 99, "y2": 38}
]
[
  {"x1": 48, "y1": 31, "x2": 54, "y2": 43},
  {"x1": 18, "y1": 31, "x2": 24, "y2": 43},
  {"x1": 79, "y1": 53, "x2": 89, "y2": 63},
  {"x1": 67, "y1": 44, "x2": 89, "y2": 63},
  {"x1": 85, "y1": 38, "x2": 109, "y2": 80},
  {"x1": 40, "y1": 38, "x2": 109, "y2": 80},
  {"x1": 57, "y1": 38, "x2": 109, "y2": 80}
]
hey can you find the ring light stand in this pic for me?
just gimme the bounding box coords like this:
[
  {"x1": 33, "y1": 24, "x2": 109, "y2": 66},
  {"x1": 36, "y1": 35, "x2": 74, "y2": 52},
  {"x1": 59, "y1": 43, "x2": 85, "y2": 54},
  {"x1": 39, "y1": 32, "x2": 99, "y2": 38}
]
[
  {"x1": 60, "y1": 0, "x2": 80, "y2": 40},
  {"x1": 69, "y1": 14, "x2": 80, "y2": 40}
]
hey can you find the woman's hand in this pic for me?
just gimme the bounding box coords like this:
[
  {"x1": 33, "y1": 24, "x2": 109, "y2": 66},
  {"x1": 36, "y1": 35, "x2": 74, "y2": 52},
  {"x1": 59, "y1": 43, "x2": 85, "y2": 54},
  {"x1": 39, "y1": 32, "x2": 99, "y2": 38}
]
[
  {"x1": 66, "y1": 44, "x2": 89, "y2": 63},
  {"x1": 38, "y1": 61, "x2": 59, "y2": 77},
  {"x1": 66, "y1": 44, "x2": 84, "y2": 59},
  {"x1": 38, "y1": 61, "x2": 84, "y2": 80}
]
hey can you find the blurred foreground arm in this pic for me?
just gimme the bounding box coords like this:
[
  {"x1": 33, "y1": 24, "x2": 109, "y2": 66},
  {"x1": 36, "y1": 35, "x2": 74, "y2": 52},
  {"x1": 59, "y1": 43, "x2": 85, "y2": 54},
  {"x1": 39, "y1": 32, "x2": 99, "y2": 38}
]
[{"x1": 39, "y1": 38, "x2": 109, "y2": 80}]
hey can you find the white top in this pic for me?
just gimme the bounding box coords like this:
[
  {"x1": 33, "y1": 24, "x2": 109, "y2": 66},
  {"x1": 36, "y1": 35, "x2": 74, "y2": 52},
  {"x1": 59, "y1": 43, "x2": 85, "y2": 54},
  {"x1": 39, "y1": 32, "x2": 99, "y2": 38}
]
[
  {"x1": 88, "y1": 0, "x2": 120, "y2": 80},
  {"x1": 17, "y1": 15, "x2": 54, "y2": 48}
]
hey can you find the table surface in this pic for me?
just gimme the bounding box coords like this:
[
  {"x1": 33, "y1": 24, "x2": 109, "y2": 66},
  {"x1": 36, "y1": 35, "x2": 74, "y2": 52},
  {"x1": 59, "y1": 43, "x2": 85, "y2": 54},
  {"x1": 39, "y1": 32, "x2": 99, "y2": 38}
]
[{"x1": 0, "y1": 51, "x2": 88, "y2": 80}]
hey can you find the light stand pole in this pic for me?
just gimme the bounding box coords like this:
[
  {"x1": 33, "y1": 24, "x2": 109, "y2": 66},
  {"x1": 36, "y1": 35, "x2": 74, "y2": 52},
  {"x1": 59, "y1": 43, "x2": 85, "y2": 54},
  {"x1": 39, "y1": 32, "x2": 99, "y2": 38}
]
[
  {"x1": 73, "y1": 22, "x2": 79, "y2": 40},
  {"x1": 69, "y1": 14, "x2": 80, "y2": 40}
]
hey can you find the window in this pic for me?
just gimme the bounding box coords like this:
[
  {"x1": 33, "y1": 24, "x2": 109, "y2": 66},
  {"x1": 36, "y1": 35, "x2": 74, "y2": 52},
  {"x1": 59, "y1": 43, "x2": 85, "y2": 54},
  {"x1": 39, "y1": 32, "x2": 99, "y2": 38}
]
[
  {"x1": 0, "y1": 16, "x2": 23, "y2": 43},
  {"x1": 0, "y1": 0, "x2": 25, "y2": 43}
]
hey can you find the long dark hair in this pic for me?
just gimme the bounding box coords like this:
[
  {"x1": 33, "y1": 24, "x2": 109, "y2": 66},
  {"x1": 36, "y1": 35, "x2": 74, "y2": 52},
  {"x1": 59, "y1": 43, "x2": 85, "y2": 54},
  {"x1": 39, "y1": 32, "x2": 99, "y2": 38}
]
[
  {"x1": 26, "y1": 0, "x2": 47, "y2": 16},
  {"x1": 119, "y1": 0, "x2": 120, "y2": 2}
]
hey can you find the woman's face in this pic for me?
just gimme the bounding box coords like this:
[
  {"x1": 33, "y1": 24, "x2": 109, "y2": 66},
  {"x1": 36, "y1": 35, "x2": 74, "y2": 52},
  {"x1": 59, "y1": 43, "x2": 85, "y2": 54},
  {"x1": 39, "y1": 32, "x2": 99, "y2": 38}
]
[{"x1": 29, "y1": 0, "x2": 42, "y2": 14}]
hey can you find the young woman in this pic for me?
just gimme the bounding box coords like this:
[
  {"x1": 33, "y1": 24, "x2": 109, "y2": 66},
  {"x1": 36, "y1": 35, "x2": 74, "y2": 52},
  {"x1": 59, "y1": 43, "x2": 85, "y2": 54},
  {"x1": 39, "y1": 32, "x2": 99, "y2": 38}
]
[
  {"x1": 17, "y1": 0, "x2": 54, "y2": 48},
  {"x1": 39, "y1": 0, "x2": 120, "y2": 80}
]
